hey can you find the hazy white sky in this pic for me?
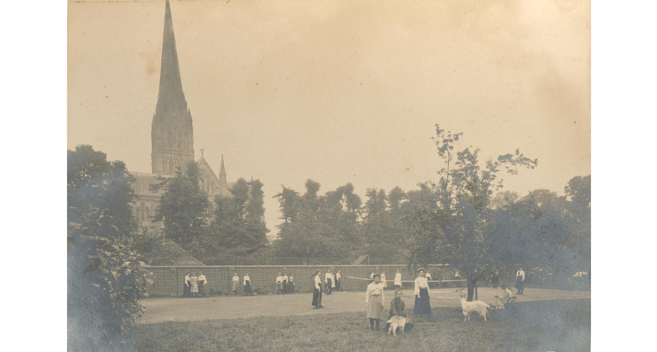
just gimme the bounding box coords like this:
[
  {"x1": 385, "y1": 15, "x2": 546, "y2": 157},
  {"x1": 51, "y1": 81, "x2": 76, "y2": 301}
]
[{"x1": 68, "y1": 0, "x2": 590, "y2": 234}]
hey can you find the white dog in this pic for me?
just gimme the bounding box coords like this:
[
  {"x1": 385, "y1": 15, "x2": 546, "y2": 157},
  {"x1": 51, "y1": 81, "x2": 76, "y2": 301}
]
[
  {"x1": 386, "y1": 315, "x2": 407, "y2": 336},
  {"x1": 459, "y1": 294, "x2": 490, "y2": 322}
]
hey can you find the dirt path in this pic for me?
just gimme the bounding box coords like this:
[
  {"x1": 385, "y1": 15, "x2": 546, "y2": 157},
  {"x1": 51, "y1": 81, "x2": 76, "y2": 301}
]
[{"x1": 138, "y1": 287, "x2": 590, "y2": 324}]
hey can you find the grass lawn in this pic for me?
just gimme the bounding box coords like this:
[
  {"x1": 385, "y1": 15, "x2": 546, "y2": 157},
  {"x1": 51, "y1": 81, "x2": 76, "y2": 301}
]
[{"x1": 133, "y1": 298, "x2": 590, "y2": 352}]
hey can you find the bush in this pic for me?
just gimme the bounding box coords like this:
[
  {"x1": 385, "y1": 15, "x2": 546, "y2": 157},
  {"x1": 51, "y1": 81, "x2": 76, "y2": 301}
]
[{"x1": 68, "y1": 209, "x2": 153, "y2": 351}]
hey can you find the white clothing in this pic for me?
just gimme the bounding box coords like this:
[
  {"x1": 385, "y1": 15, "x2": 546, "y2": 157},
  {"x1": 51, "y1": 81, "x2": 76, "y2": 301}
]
[
  {"x1": 243, "y1": 275, "x2": 251, "y2": 285},
  {"x1": 365, "y1": 282, "x2": 386, "y2": 305},
  {"x1": 426, "y1": 273, "x2": 432, "y2": 280},
  {"x1": 184, "y1": 275, "x2": 190, "y2": 286},
  {"x1": 198, "y1": 275, "x2": 207, "y2": 284},
  {"x1": 335, "y1": 273, "x2": 341, "y2": 280},
  {"x1": 282, "y1": 275, "x2": 288, "y2": 282},
  {"x1": 314, "y1": 274, "x2": 322, "y2": 290},
  {"x1": 325, "y1": 273, "x2": 335, "y2": 287},
  {"x1": 381, "y1": 273, "x2": 387, "y2": 286},
  {"x1": 232, "y1": 275, "x2": 240, "y2": 283},
  {"x1": 414, "y1": 276, "x2": 429, "y2": 297},
  {"x1": 276, "y1": 276, "x2": 283, "y2": 284},
  {"x1": 516, "y1": 270, "x2": 525, "y2": 281},
  {"x1": 394, "y1": 273, "x2": 402, "y2": 286}
]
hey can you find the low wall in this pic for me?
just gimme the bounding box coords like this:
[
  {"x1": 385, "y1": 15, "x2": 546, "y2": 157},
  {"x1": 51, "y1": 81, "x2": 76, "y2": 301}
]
[{"x1": 145, "y1": 264, "x2": 462, "y2": 297}]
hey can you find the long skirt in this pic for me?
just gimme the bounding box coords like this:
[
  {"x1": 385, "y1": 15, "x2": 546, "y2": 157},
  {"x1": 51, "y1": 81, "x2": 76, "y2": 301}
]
[
  {"x1": 326, "y1": 279, "x2": 333, "y2": 294},
  {"x1": 414, "y1": 288, "x2": 431, "y2": 316},
  {"x1": 244, "y1": 282, "x2": 252, "y2": 295},
  {"x1": 289, "y1": 283, "x2": 295, "y2": 293},
  {"x1": 191, "y1": 282, "x2": 199, "y2": 293},
  {"x1": 198, "y1": 282, "x2": 205, "y2": 296},
  {"x1": 232, "y1": 281, "x2": 239, "y2": 293},
  {"x1": 335, "y1": 279, "x2": 341, "y2": 290},
  {"x1": 183, "y1": 284, "x2": 190, "y2": 297},
  {"x1": 282, "y1": 280, "x2": 288, "y2": 294},
  {"x1": 312, "y1": 288, "x2": 323, "y2": 307},
  {"x1": 366, "y1": 295, "x2": 384, "y2": 319}
]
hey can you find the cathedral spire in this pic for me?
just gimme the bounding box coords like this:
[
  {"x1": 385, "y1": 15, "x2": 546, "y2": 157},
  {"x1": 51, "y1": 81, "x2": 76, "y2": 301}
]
[
  {"x1": 155, "y1": 0, "x2": 188, "y2": 120},
  {"x1": 151, "y1": 0, "x2": 194, "y2": 175},
  {"x1": 220, "y1": 155, "x2": 226, "y2": 175}
]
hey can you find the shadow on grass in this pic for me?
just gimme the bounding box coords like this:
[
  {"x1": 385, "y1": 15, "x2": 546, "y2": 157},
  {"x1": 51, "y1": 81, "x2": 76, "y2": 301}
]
[{"x1": 133, "y1": 299, "x2": 590, "y2": 352}]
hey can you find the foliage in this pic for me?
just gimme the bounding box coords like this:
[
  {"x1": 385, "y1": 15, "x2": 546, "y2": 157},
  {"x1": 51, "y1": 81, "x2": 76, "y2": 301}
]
[
  {"x1": 152, "y1": 161, "x2": 209, "y2": 248},
  {"x1": 67, "y1": 145, "x2": 151, "y2": 350},
  {"x1": 272, "y1": 180, "x2": 362, "y2": 264},
  {"x1": 408, "y1": 125, "x2": 538, "y2": 276},
  {"x1": 202, "y1": 178, "x2": 269, "y2": 261},
  {"x1": 68, "y1": 144, "x2": 136, "y2": 237}
]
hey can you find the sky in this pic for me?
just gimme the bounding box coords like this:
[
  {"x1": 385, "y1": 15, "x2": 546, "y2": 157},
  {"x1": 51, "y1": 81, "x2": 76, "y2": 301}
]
[{"x1": 68, "y1": 0, "x2": 591, "y2": 236}]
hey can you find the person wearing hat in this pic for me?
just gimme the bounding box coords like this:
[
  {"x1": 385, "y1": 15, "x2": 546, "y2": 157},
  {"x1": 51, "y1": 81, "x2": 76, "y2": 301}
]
[
  {"x1": 365, "y1": 274, "x2": 386, "y2": 330},
  {"x1": 414, "y1": 268, "x2": 432, "y2": 317},
  {"x1": 312, "y1": 270, "x2": 324, "y2": 309}
]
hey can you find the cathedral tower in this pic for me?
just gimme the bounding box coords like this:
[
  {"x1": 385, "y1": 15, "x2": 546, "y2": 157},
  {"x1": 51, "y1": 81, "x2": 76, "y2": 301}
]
[{"x1": 151, "y1": 0, "x2": 194, "y2": 175}]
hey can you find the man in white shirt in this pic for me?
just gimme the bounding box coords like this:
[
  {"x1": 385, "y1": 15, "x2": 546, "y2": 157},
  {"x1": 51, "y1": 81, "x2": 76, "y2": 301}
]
[{"x1": 515, "y1": 267, "x2": 525, "y2": 294}]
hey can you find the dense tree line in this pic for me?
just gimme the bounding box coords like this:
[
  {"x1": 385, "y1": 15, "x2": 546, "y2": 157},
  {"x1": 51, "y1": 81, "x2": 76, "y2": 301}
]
[
  {"x1": 151, "y1": 162, "x2": 269, "y2": 264},
  {"x1": 270, "y1": 125, "x2": 591, "y2": 287}
]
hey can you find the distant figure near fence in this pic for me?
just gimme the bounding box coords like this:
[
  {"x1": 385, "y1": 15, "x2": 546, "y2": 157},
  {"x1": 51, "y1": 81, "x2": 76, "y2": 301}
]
[
  {"x1": 183, "y1": 272, "x2": 191, "y2": 297},
  {"x1": 312, "y1": 270, "x2": 324, "y2": 309},
  {"x1": 198, "y1": 272, "x2": 207, "y2": 297},
  {"x1": 394, "y1": 270, "x2": 402, "y2": 289},
  {"x1": 335, "y1": 270, "x2": 341, "y2": 291},
  {"x1": 190, "y1": 273, "x2": 199, "y2": 297},
  {"x1": 276, "y1": 273, "x2": 284, "y2": 295},
  {"x1": 282, "y1": 273, "x2": 289, "y2": 294},
  {"x1": 516, "y1": 267, "x2": 525, "y2": 295},
  {"x1": 244, "y1": 274, "x2": 253, "y2": 296},
  {"x1": 325, "y1": 269, "x2": 335, "y2": 295},
  {"x1": 231, "y1": 273, "x2": 240, "y2": 295},
  {"x1": 288, "y1": 273, "x2": 295, "y2": 293}
]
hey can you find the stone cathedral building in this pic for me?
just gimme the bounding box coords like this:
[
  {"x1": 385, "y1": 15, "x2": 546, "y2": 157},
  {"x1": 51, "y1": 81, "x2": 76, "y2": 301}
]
[{"x1": 132, "y1": 1, "x2": 230, "y2": 230}]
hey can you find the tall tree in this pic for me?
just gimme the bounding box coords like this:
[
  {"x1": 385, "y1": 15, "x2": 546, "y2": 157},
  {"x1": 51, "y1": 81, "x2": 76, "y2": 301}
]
[
  {"x1": 67, "y1": 144, "x2": 136, "y2": 237},
  {"x1": 152, "y1": 161, "x2": 209, "y2": 248},
  {"x1": 210, "y1": 178, "x2": 269, "y2": 260},
  {"x1": 67, "y1": 145, "x2": 151, "y2": 350},
  {"x1": 409, "y1": 125, "x2": 538, "y2": 277}
]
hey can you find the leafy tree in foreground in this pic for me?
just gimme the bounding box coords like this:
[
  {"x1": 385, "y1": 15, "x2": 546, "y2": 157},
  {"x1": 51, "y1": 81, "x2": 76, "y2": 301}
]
[
  {"x1": 67, "y1": 145, "x2": 151, "y2": 351},
  {"x1": 409, "y1": 125, "x2": 538, "y2": 278}
]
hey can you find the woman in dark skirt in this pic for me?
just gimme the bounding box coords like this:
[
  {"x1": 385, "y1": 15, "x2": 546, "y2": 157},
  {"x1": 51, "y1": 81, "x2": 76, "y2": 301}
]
[
  {"x1": 183, "y1": 272, "x2": 191, "y2": 297},
  {"x1": 244, "y1": 273, "x2": 253, "y2": 296},
  {"x1": 312, "y1": 270, "x2": 324, "y2": 309},
  {"x1": 413, "y1": 268, "x2": 432, "y2": 317}
]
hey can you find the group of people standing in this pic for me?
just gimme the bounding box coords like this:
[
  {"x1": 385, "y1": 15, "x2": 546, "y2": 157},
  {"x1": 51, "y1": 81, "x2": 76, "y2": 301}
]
[
  {"x1": 183, "y1": 272, "x2": 207, "y2": 297},
  {"x1": 275, "y1": 273, "x2": 296, "y2": 294},
  {"x1": 231, "y1": 273, "x2": 254, "y2": 296}
]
